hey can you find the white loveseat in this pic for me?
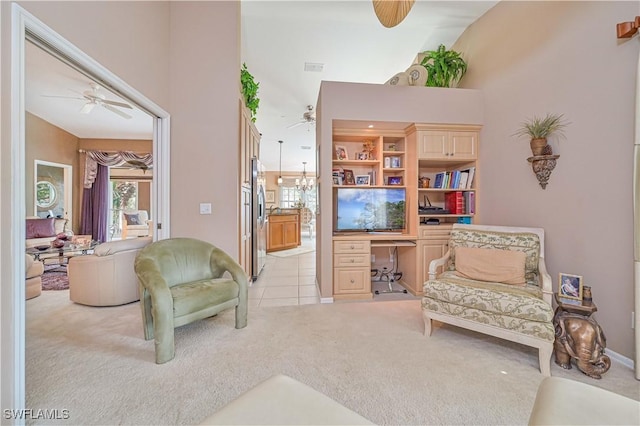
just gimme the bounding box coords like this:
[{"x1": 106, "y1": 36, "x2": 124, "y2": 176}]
[{"x1": 68, "y1": 237, "x2": 152, "y2": 306}]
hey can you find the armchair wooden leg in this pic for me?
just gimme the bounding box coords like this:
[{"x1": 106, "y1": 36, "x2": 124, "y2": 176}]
[
  {"x1": 423, "y1": 314, "x2": 433, "y2": 337},
  {"x1": 539, "y1": 343, "x2": 553, "y2": 377}
]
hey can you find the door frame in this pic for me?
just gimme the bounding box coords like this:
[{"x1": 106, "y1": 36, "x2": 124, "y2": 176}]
[{"x1": 4, "y1": 4, "x2": 171, "y2": 415}]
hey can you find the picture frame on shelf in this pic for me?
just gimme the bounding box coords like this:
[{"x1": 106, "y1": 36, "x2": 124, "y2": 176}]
[
  {"x1": 265, "y1": 190, "x2": 275, "y2": 203},
  {"x1": 558, "y1": 273, "x2": 583, "y2": 301},
  {"x1": 356, "y1": 152, "x2": 369, "y2": 161},
  {"x1": 355, "y1": 175, "x2": 370, "y2": 186},
  {"x1": 387, "y1": 176, "x2": 403, "y2": 186},
  {"x1": 390, "y1": 157, "x2": 401, "y2": 168},
  {"x1": 335, "y1": 145, "x2": 348, "y2": 160},
  {"x1": 343, "y1": 169, "x2": 356, "y2": 185},
  {"x1": 332, "y1": 176, "x2": 342, "y2": 185}
]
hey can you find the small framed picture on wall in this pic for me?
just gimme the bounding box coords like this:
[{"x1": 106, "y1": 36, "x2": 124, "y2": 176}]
[
  {"x1": 265, "y1": 190, "x2": 275, "y2": 203},
  {"x1": 558, "y1": 273, "x2": 583, "y2": 301}
]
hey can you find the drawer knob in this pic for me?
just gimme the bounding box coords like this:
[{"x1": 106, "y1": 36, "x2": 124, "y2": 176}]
[
  {"x1": 350, "y1": 245, "x2": 354, "y2": 249},
  {"x1": 350, "y1": 279, "x2": 355, "y2": 283},
  {"x1": 350, "y1": 259, "x2": 355, "y2": 263}
]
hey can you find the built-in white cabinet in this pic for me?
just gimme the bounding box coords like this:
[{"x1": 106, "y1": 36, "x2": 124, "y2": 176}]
[{"x1": 416, "y1": 127, "x2": 478, "y2": 160}]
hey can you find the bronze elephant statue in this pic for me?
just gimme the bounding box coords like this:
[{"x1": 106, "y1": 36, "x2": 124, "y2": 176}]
[{"x1": 554, "y1": 313, "x2": 611, "y2": 379}]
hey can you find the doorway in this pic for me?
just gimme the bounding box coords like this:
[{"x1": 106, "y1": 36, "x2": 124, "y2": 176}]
[{"x1": 5, "y1": 4, "x2": 170, "y2": 412}]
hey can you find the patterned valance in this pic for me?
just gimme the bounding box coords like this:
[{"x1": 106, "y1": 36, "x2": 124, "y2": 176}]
[{"x1": 83, "y1": 150, "x2": 153, "y2": 188}]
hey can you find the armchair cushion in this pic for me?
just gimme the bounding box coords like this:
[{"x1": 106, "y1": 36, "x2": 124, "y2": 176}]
[
  {"x1": 454, "y1": 246, "x2": 526, "y2": 285},
  {"x1": 171, "y1": 278, "x2": 239, "y2": 317}
]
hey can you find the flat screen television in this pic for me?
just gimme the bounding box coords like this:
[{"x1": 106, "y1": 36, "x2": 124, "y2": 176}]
[{"x1": 334, "y1": 187, "x2": 406, "y2": 232}]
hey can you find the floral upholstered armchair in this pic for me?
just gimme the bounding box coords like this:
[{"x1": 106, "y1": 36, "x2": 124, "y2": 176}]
[{"x1": 422, "y1": 224, "x2": 554, "y2": 376}]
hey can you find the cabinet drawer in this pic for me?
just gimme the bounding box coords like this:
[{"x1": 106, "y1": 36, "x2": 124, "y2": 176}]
[
  {"x1": 333, "y1": 240, "x2": 370, "y2": 254},
  {"x1": 334, "y1": 253, "x2": 371, "y2": 267},
  {"x1": 334, "y1": 268, "x2": 370, "y2": 294},
  {"x1": 419, "y1": 225, "x2": 453, "y2": 240}
]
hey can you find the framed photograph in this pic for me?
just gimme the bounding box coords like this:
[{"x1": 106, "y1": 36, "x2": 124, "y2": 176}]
[
  {"x1": 559, "y1": 273, "x2": 583, "y2": 300},
  {"x1": 335, "y1": 145, "x2": 348, "y2": 161},
  {"x1": 390, "y1": 156, "x2": 401, "y2": 168},
  {"x1": 356, "y1": 152, "x2": 369, "y2": 161},
  {"x1": 387, "y1": 176, "x2": 403, "y2": 186},
  {"x1": 332, "y1": 176, "x2": 342, "y2": 185},
  {"x1": 265, "y1": 190, "x2": 275, "y2": 203},
  {"x1": 355, "y1": 175, "x2": 370, "y2": 186},
  {"x1": 343, "y1": 169, "x2": 355, "y2": 185}
]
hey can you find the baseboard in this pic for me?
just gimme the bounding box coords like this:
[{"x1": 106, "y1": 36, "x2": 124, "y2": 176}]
[
  {"x1": 607, "y1": 348, "x2": 635, "y2": 370},
  {"x1": 320, "y1": 297, "x2": 334, "y2": 304}
]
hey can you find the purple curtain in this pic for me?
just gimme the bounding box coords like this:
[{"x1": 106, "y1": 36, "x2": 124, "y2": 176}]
[{"x1": 79, "y1": 164, "x2": 109, "y2": 243}]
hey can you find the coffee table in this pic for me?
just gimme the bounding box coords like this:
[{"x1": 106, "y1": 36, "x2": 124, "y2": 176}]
[{"x1": 27, "y1": 241, "x2": 98, "y2": 265}]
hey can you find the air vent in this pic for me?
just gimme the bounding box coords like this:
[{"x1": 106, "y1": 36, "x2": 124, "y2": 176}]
[{"x1": 304, "y1": 62, "x2": 324, "y2": 72}]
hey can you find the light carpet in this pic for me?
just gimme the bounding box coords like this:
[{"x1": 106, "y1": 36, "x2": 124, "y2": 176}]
[
  {"x1": 267, "y1": 246, "x2": 315, "y2": 257},
  {"x1": 26, "y1": 290, "x2": 639, "y2": 425}
]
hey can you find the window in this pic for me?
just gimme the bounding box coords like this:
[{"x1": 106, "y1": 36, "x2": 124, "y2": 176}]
[
  {"x1": 109, "y1": 180, "x2": 138, "y2": 239},
  {"x1": 279, "y1": 185, "x2": 298, "y2": 208}
]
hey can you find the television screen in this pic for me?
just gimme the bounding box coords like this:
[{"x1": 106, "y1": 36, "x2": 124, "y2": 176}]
[{"x1": 335, "y1": 187, "x2": 406, "y2": 232}]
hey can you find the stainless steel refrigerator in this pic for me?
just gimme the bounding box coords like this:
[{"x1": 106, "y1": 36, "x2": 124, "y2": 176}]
[{"x1": 251, "y1": 157, "x2": 267, "y2": 280}]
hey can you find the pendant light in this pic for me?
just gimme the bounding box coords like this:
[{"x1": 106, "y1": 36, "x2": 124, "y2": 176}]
[
  {"x1": 295, "y1": 161, "x2": 314, "y2": 193},
  {"x1": 277, "y1": 140, "x2": 283, "y2": 185}
]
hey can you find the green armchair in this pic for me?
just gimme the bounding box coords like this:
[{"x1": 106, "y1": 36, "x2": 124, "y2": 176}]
[{"x1": 134, "y1": 238, "x2": 248, "y2": 364}]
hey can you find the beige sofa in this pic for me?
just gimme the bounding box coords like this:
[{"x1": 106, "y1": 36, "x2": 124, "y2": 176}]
[
  {"x1": 25, "y1": 254, "x2": 43, "y2": 300},
  {"x1": 529, "y1": 376, "x2": 640, "y2": 425},
  {"x1": 200, "y1": 374, "x2": 372, "y2": 425},
  {"x1": 68, "y1": 237, "x2": 152, "y2": 306}
]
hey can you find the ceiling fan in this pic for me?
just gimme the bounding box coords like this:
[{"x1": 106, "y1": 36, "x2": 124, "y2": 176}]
[
  {"x1": 43, "y1": 82, "x2": 133, "y2": 119},
  {"x1": 286, "y1": 105, "x2": 316, "y2": 129}
]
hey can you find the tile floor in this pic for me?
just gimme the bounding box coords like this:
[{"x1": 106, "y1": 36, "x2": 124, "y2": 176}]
[{"x1": 249, "y1": 238, "x2": 319, "y2": 307}]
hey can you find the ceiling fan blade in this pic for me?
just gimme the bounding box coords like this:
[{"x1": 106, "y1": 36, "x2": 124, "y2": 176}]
[
  {"x1": 286, "y1": 121, "x2": 305, "y2": 129},
  {"x1": 102, "y1": 103, "x2": 132, "y2": 119},
  {"x1": 80, "y1": 102, "x2": 96, "y2": 114},
  {"x1": 42, "y1": 94, "x2": 85, "y2": 101},
  {"x1": 101, "y1": 99, "x2": 133, "y2": 109}
]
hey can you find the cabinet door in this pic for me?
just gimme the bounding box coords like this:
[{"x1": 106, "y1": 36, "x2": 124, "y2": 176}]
[
  {"x1": 240, "y1": 105, "x2": 252, "y2": 187},
  {"x1": 269, "y1": 222, "x2": 285, "y2": 250},
  {"x1": 450, "y1": 131, "x2": 477, "y2": 159},
  {"x1": 418, "y1": 130, "x2": 448, "y2": 159},
  {"x1": 334, "y1": 268, "x2": 371, "y2": 295},
  {"x1": 283, "y1": 221, "x2": 299, "y2": 247},
  {"x1": 416, "y1": 239, "x2": 449, "y2": 294}
]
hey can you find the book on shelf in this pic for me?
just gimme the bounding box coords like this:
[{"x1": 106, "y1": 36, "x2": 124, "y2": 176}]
[
  {"x1": 434, "y1": 172, "x2": 444, "y2": 189},
  {"x1": 367, "y1": 170, "x2": 377, "y2": 186},
  {"x1": 465, "y1": 167, "x2": 476, "y2": 189},
  {"x1": 445, "y1": 191, "x2": 465, "y2": 214},
  {"x1": 463, "y1": 191, "x2": 475, "y2": 214},
  {"x1": 459, "y1": 171, "x2": 469, "y2": 189}
]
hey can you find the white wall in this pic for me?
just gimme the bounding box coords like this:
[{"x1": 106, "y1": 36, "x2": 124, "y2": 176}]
[{"x1": 453, "y1": 0, "x2": 640, "y2": 359}]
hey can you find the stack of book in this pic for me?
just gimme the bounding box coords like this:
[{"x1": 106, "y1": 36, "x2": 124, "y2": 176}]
[{"x1": 445, "y1": 191, "x2": 465, "y2": 214}]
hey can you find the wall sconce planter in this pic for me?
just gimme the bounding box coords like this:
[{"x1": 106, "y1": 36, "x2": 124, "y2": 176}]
[{"x1": 527, "y1": 154, "x2": 559, "y2": 189}]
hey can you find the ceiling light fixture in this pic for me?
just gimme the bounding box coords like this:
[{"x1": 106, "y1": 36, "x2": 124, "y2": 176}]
[
  {"x1": 277, "y1": 140, "x2": 283, "y2": 186},
  {"x1": 296, "y1": 161, "x2": 314, "y2": 193}
]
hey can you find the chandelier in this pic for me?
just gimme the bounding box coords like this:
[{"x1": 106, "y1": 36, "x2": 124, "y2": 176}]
[
  {"x1": 277, "y1": 140, "x2": 283, "y2": 186},
  {"x1": 295, "y1": 161, "x2": 314, "y2": 192}
]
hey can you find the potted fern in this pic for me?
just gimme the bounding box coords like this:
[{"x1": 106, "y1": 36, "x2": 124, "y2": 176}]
[
  {"x1": 514, "y1": 113, "x2": 569, "y2": 156},
  {"x1": 419, "y1": 44, "x2": 467, "y2": 88},
  {"x1": 240, "y1": 63, "x2": 260, "y2": 122}
]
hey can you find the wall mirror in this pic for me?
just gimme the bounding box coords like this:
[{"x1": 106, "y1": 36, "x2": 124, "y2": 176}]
[
  {"x1": 35, "y1": 180, "x2": 57, "y2": 209},
  {"x1": 34, "y1": 160, "x2": 72, "y2": 222}
]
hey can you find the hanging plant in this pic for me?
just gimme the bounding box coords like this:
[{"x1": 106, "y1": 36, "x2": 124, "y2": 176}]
[
  {"x1": 240, "y1": 63, "x2": 260, "y2": 122},
  {"x1": 420, "y1": 44, "x2": 468, "y2": 88}
]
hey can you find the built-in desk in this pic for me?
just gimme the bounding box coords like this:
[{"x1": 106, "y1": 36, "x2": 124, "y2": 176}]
[{"x1": 332, "y1": 233, "x2": 417, "y2": 300}]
